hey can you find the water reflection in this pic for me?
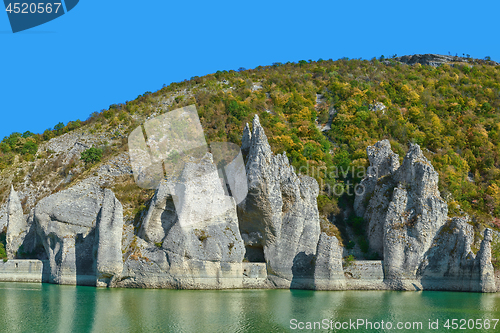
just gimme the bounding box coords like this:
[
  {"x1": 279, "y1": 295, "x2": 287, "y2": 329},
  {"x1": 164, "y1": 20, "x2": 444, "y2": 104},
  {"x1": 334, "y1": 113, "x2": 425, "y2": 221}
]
[{"x1": 1, "y1": 283, "x2": 500, "y2": 332}]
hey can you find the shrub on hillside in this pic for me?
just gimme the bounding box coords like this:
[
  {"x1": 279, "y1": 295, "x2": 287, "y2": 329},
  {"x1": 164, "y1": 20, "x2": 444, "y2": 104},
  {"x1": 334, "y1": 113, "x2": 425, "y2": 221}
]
[
  {"x1": 0, "y1": 229, "x2": 6, "y2": 260},
  {"x1": 80, "y1": 147, "x2": 103, "y2": 164}
]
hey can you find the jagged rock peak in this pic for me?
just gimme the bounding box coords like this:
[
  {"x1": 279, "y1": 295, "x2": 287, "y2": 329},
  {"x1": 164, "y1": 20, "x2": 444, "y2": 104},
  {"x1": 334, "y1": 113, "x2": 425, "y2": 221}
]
[
  {"x1": 238, "y1": 114, "x2": 321, "y2": 285},
  {"x1": 380, "y1": 143, "x2": 448, "y2": 286},
  {"x1": 241, "y1": 123, "x2": 252, "y2": 156},
  {"x1": 252, "y1": 113, "x2": 261, "y2": 130},
  {"x1": 251, "y1": 115, "x2": 271, "y2": 151},
  {"x1": 484, "y1": 228, "x2": 493, "y2": 242},
  {"x1": 245, "y1": 115, "x2": 273, "y2": 184},
  {"x1": 249, "y1": 115, "x2": 271, "y2": 155},
  {"x1": 395, "y1": 143, "x2": 439, "y2": 197},
  {"x1": 354, "y1": 139, "x2": 399, "y2": 218},
  {"x1": 7, "y1": 185, "x2": 22, "y2": 216},
  {"x1": 403, "y1": 143, "x2": 428, "y2": 164},
  {"x1": 366, "y1": 139, "x2": 400, "y2": 177}
]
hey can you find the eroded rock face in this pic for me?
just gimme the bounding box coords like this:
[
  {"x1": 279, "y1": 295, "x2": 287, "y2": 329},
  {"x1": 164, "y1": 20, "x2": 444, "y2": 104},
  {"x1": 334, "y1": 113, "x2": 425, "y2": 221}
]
[
  {"x1": 396, "y1": 54, "x2": 457, "y2": 67},
  {"x1": 313, "y1": 233, "x2": 345, "y2": 290},
  {"x1": 359, "y1": 141, "x2": 495, "y2": 291},
  {"x1": 241, "y1": 123, "x2": 252, "y2": 156},
  {"x1": 418, "y1": 218, "x2": 475, "y2": 287},
  {"x1": 418, "y1": 219, "x2": 496, "y2": 292},
  {"x1": 6, "y1": 186, "x2": 27, "y2": 259},
  {"x1": 361, "y1": 143, "x2": 448, "y2": 280},
  {"x1": 383, "y1": 144, "x2": 448, "y2": 286},
  {"x1": 138, "y1": 180, "x2": 171, "y2": 244},
  {"x1": 94, "y1": 189, "x2": 124, "y2": 287},
  {"x1": 237, "y1": 115, "x2": 321, "y2": 285},
  {"x1": 34, "y1": 183, "x2": 124, "y2": 285},
  {"x1": 354, "y1": 139, "x2": 399, "y2": 220},
  {"x1": 138, "y1": 153, "x2": 245, "y2": 264},
  {"x1": 394, "y1": 54, "x2": 499, "y2": 67},
  {"x1": 477, "y1": 229, "x2": 496, "y2": 292},
  {"x1": 124, "y1": 153, "x2": 245, "y2": 288}
]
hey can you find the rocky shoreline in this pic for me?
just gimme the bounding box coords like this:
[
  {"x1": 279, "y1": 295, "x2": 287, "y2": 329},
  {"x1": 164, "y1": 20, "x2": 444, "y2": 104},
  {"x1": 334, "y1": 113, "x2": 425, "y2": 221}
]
[{"x1": 0, "y1": 115, "x2": 497, "y2": 292}]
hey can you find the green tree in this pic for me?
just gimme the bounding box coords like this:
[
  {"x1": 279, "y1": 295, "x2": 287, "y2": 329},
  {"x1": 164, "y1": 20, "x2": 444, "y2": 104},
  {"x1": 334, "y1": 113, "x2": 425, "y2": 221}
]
[
  {"x1": 54, "y1": 122, "x2": 65, "y2": 131},
  {"x1": 80, "y1": 147, "x2": 103, "y2": 164},
  {"x1": 21, "y1": 141, "x2": 38, "y2": 155}
]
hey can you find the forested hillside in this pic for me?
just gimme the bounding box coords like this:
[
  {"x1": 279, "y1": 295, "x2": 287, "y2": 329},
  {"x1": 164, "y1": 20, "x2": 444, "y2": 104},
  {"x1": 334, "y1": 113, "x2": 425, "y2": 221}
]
[{"x1": 1, "y1": 55, "x2": 500, "y2": 257}]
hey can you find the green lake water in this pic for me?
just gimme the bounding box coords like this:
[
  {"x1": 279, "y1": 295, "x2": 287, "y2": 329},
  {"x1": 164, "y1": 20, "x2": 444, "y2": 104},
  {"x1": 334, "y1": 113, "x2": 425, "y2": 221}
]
[{"x1": 1, "y1": 283, "x2": 500, "y2": 332}]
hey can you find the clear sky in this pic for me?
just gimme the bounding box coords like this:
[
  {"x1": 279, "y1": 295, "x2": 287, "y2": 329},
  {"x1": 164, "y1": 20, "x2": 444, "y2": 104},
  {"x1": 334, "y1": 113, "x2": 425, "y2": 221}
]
[{"x1": 1, "y1": 0, "x2": 499, "y2": 140}]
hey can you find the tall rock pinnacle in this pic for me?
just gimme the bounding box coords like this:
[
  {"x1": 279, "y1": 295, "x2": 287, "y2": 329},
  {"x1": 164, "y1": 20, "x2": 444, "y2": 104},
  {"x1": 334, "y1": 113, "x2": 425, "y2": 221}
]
[{"x1": 6, "y1": 185, "x2": 27, "y2": 259}]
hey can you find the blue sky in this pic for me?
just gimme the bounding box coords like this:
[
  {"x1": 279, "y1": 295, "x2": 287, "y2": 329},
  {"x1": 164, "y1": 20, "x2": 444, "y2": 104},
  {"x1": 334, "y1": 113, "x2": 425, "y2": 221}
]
[{"x1": 1, "y1": 0, "x2": 499, "y2": 140}]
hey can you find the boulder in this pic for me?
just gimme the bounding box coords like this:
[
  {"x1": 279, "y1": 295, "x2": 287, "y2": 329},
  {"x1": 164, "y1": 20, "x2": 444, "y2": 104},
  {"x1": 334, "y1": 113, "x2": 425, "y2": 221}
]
[
  {"x1": 368, "y1": 102, "x2": 386, "y2": 113},
  {"x1": 237, "y1": 115, "x2": 321, "y2": 286},
  {"x1": 94, "y1": 189, "x2": 124, "y2": 287},
  {"x1": 6, "y1": 186, "x2": 27, "y2": 259}
]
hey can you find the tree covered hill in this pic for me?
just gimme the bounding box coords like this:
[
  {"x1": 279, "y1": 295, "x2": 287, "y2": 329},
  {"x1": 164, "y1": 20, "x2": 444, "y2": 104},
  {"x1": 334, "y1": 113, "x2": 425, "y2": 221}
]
[{"x1": 1, "y1": 54, "x2": 500, "y2": 241}]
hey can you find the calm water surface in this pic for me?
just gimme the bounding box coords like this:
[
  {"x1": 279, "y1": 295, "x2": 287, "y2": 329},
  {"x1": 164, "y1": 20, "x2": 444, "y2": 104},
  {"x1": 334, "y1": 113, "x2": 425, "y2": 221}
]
[{"x1": 1, "y1": 282, "x2": 500, "y2": 332}]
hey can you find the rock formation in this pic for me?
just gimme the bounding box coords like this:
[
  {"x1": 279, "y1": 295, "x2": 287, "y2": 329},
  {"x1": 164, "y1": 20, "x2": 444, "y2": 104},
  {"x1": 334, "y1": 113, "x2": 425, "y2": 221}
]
[
  {"x1": 34, "y1": 183, "x2": 102, "y2": 284},
  {"x1": 241, "y1": 123, "x2": 252, "y2": 156},
  {"x1": 396, "y1": 54, "x2": 458, "y2": 67},
  {"x1": 357, "y1": 140, "x2": 495, "y2": 292},
  {"x1": 360, "y1": 143, "x2": 448, "y2": 287},
  {"x1": 0, "y1": 120, "x2": 497, "y2": 293},
  {"x1": 124, "y1": 152, "x2": 246, "y2": 288},
  {"x1": 417, "y1": 217, "x2": 475, "y2": 290},
  {"x1": 418, "y1": 218, "x2": 496, "y2": 292},
  {"x1": 394, "y1": 54, "x2": 499, "y2": 67},
  {"x1": 237, "y1": 115, "x2": 321, "y2": 287},
  {"x1": 354, "y1": 139, "x2": 399, "y2": 220},
  {"x1": 139, "y1": 153, "x2": 245, "y2": 263},
  {"x1": 383, "y1": 144, "x2": 448, "y2": 287},
  {"x1": 313, "y1": 233, "x2": 345, "y2": 290},
  {"x1": 33, "y1": 182, "x2": 124, "y2": 286},
  {"x1": 476, "y1": 229, "x2": 496, "y2": 292},
  {"x1": 368, "y1": 102, "x2": 386, "y2": 113},
  {"x1": 318, "y1": 107, "x2": 337, "y2": 132},
  {"x1": 138, "y1": 180, "x2": 171, "y2": 244},
  {"x1": 6, "y1": 186, "x2": 27, "y2": 259},
  {"x1": 94, "y1": 189, "x2": 124, "y2": 287}
]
